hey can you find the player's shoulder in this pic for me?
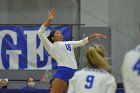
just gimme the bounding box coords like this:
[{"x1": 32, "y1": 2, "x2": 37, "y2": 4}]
[
  {"x1": 77, "y1": 67, "x2": 111, "y2": 75},
  {"x1": 123, "y1": 45, "x2": 140, "y2": 64},
  {"x1": 134, "y1": 44, "x2": 140, "y2": 51},
  {"x1": 73, "y1": 68, "x2": 90, "y2": 76},
  {"x1": 73, "y1": 68, "x2": 115, "y2": 80},
  {"x1": 125, "y1": 45, "x2": 140, "y2": 56}
]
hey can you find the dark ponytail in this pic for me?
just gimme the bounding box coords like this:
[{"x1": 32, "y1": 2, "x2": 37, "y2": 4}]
[{"x1": 47, "y1": 30, "x2": 57, "y2": 43}]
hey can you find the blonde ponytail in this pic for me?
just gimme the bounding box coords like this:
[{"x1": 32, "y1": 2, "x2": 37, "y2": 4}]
[{"x1": 86, "y1": 44, "x2": 111, "y2": 70}]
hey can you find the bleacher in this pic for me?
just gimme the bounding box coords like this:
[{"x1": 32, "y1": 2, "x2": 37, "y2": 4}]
[{"x1": 0, "y1": 70, "x2": 55, "y2": 89}]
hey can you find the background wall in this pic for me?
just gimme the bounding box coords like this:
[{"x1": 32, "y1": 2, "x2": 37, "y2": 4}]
[
  {"x1": 109, "y1": 0, "x2": 140, "y2": 82},
  {"x1": 80, "y1": 0, "x2": 111, "y2": 74},
  {"x1": 0, "y1": 0, "x2": 79, "y2": 24},
  {"x1": 79, "y1": 27, "x2": 111, "y2": 69},
  {"x1": 81, "y1": 0, "x2": 109, "y2": 27}
]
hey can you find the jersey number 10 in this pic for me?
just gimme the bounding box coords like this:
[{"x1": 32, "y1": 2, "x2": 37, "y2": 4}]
[{"x1": 85, "y1": 75, "x2": 95, "y2": 89}]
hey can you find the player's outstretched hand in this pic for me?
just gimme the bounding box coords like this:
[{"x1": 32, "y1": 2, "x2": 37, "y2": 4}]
[{"x1": 48, "y1": 9, "x2": 56, "y2": 20}]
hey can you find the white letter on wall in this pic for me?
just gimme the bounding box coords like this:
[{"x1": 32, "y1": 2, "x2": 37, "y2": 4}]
[
  {"x1": 24, "y1": 31, "x2": 44, "y2": 69},
  {"x1": 0, "y1": 30, "x2": 21, "y2": 69},
  {"x1": 6, "y1": 50, "x2": 21, "y2": 69}
]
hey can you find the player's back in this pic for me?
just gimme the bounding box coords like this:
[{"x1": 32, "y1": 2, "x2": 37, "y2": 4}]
[
  {"x1": 121, "y1": 45, "x2": 140, "y2": 93},
  {"x1": 68, "y1": 68, "x2": 116, "y2": 93}
]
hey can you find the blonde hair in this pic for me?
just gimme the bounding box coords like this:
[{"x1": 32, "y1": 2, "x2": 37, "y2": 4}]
[{"x1": 86, "y1": 44, "x2": 111, "y2": 70}]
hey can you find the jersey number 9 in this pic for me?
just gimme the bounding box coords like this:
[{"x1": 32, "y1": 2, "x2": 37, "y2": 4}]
[{"x1": 85, "y1": 75, "x2": 95, "y2": 89}]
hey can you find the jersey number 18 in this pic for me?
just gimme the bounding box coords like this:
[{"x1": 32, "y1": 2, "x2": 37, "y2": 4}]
[{"x1": 65, "y1": 44, "x2": 71, "y2": 51}]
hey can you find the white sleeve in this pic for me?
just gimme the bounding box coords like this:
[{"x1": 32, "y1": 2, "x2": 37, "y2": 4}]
[
  {"x1": 67, "y1": 78, "x2": 74, "y2": 93},
  {"x1": 68, "y1": 37, "x2": 89, "y2": 48},
  {"x1": 37, "y1": 25, "x2": 53, "y2": 50},
  {"x1": 106, "y1": 76, "x2": 117, "y2": 93},
  {"x1": 67, "y1": 71, "x2": 81, "y2": 93},
  {"x1": 121, "y1": 51, "x2": 133, "y2": 75}
]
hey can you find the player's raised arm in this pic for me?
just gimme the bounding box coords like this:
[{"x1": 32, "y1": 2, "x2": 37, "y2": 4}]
[
  {"x1": 37, "y1": 9, "x2": 56, "y2": 50},
  {"x1": 68, "y1": 33, "x2": 106, "y2": 48}
]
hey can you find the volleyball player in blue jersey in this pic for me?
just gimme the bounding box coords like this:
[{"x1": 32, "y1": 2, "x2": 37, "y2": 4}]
[{"x1": 38, "y1": 9, "x2": 106, "y2": 93}]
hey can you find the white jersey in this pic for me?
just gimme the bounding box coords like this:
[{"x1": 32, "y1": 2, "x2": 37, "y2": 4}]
[
  {"x1": 121, "y1": 45, "x2": 140, "y2": 93},
  {"x1": 38, "y1": 25, "x2": 88, "y2": 69},
  {"x1": 67, "y1": 68, "x2": 117, "y2": 93}
]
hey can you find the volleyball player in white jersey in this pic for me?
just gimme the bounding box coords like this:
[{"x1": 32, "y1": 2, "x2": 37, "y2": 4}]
[
  {"x1": 121, "y1": 45, "x2": 140, "y2": 93},
  {"x1": 67, "y1": 44, "x2": 117, "y2": 93},
  {"x1": 38, "y1": 9, "x2": 106, "y2": 93}
]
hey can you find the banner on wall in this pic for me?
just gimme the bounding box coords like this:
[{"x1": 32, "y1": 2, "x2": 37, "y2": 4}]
[{"x1": 0, "y1": 25, "x2": 71, "y2": 70}]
